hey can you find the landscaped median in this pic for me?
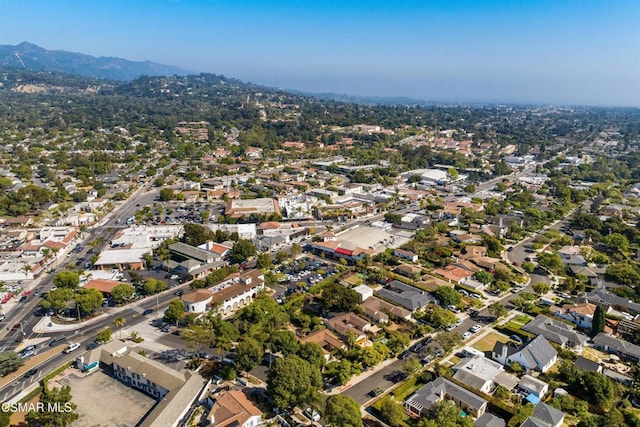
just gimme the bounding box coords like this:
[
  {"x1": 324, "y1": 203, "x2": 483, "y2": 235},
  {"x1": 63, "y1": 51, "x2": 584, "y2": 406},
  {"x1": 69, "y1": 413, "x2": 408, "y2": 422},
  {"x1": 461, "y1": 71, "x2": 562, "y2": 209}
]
[{"x1": 0, "y1": 345, "x2": 66, "y2": 390}]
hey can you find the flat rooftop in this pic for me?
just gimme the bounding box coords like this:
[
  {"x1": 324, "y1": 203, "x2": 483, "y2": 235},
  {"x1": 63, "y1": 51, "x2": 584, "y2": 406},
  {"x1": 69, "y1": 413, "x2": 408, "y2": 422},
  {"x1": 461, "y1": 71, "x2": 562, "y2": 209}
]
[{"x1": 335, "y1": 225, "x2": 409, "y2": 254}]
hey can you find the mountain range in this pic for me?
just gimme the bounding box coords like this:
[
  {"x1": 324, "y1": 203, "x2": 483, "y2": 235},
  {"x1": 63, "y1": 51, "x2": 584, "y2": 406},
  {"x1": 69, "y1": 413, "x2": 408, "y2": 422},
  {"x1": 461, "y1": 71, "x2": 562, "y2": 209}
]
[
  {"x1": 0, "y1": 42, "x2": 190, "y2": 81},
  {"x1": 0, "y1": 41, "x2": 429, "y2": 105}
]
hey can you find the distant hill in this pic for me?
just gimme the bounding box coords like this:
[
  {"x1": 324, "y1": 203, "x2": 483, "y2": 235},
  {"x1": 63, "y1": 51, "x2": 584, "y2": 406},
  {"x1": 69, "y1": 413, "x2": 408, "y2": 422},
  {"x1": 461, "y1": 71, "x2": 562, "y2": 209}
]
[
  {"x1": 0, "y1": 42, "x2": 190, "y2": 81},
  {"x1": 292, "y1": 90, "x2": 430, "y2": 106}
]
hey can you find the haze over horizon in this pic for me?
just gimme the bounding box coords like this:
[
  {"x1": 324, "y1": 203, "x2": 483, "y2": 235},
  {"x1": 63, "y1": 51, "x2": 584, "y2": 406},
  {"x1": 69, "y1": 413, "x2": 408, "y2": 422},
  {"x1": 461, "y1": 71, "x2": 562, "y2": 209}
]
[{"x1": 0, "y1": 0, "x2": 638, "y2": 107}]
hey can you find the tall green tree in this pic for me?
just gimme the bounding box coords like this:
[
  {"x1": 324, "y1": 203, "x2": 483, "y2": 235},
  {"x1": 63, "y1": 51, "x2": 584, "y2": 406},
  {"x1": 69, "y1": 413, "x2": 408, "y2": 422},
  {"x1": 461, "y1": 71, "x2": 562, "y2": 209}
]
[
  {"x1": 111, "y1": 283, "x2": 135, "y2": 304},
  {"x1": 41, "y1": 288, "x2": 74, "y2": 313},
  {"x1": 74, "y1": 288, "x2": 104, "y2": 315},
  {"x1": 378, "y1": 395, "x2": 407, "y2": 427},
  {"x1": 419, "y1": 399, "x2": 473, "y2": 427},
  {"x1": 26, "y1": 385, "x2": 79, "y2": 427},
  {"x1": 0, "y1": 352, "x2": 23, "y2": 376},
  {"x1": 164, "y1": 298, "x2": 185, "y2": 326},
  {"x1": 229, "y1": 239, "x2": 257, "y2": 264},
  {"x1": 53, "y1": 270, "x2": 80, "y2": 289},
  {"x1": 434, "y1": 286, "x2": 461, "y2": 306},
  {"x1": 256, "y1": 252, "x2": 272, "y2": 269},
  {"x1": 592, "y1": 305, "x2": 606, "y2": 337},
  {"x1": 113, "y1": 316, "x2": 126, "y2": 340},
  {"x1": 235, "y1": 337, "x2": 263, "y2": 372},
  {"x1": 488, "y1": 302, "x2": 508, "y2": 319},
  {"x1": 267, "y1": 355, "x2": 321, "y2": 410},
  {"x1": 324, "y1": 395, "x2": 363, "y2": 427},
  {"x1": 182, "y1": 323, "x2": 216, "y2": 355}
]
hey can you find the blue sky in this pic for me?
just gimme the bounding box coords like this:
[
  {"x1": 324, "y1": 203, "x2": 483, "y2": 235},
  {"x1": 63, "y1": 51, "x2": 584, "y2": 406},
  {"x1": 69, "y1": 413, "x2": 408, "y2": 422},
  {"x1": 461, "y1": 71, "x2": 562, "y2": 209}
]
[{"x1": 1, "y1": 0, "x2": 639, "y2": 106}]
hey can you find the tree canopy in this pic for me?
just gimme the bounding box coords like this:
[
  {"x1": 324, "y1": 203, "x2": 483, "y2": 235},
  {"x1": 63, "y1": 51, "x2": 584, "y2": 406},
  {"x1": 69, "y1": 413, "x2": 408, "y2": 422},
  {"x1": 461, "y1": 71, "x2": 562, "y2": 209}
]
[{"x1": 267, "y1": 355, "x2": 321, "y2": 409}]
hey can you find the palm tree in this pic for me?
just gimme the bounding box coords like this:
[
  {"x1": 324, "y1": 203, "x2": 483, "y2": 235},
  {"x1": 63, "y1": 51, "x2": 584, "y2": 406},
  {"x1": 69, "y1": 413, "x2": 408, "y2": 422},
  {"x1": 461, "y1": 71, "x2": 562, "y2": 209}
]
[
  {"x1": 113, "y1": 316, "x2": 126, "y2": 340},
  {"x1": 22, "y1": 264, "x2": 32, "y2": 279},
  {"x1": 42, "y1": 248, "x2": 52, "y2": 265}
]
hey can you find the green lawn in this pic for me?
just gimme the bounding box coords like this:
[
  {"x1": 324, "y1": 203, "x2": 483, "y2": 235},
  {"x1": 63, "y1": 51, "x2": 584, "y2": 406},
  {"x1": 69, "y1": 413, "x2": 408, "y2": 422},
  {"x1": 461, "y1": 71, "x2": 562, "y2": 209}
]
[
  {"x1": 343, "y1": 273, "x2": 364, "y2": 286},
  {"x1": 393, "y1": 376, "x2": 421, "y2": 401},
  {"x1": 504, "y1": 314, "x2": 533, "y2": 330},
  {"x1": 472, "y1": 332, "x2": 510, "y2": 353}
]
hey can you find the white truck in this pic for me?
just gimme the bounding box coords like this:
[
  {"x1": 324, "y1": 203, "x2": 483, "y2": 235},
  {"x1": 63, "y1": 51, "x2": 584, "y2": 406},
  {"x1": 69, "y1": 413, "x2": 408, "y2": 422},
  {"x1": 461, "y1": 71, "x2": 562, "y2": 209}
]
[{"x1": 63, "y1": 342, "x2": 81, "y2": 354}]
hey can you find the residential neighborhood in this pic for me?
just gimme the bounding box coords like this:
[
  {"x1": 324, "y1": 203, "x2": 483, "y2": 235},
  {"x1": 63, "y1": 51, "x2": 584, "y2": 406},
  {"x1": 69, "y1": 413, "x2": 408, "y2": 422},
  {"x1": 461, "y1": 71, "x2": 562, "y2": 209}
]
[{"x1": 0, "y1": 63, "x2": 638, "y2": 427}]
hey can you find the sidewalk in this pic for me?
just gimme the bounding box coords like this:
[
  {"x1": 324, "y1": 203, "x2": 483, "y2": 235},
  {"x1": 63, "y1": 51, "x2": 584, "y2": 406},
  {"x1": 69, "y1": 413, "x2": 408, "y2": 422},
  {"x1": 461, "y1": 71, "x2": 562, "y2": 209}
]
[{"x1": 33, "y1": 313, "x2": 112, "y2": 334}]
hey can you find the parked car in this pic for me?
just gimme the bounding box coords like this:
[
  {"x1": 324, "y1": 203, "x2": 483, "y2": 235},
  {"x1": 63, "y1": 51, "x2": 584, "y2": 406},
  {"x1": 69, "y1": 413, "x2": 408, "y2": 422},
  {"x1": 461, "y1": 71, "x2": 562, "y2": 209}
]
[
  {"x1": 143, "y1": 309, "x2": 154, "y2": 316},
  {"x1": 445, "y1": 324, "x2": 457, "y2": 332},
  {"x1": 398, "y1": 350, "x2": 411, "y2": 360},
  {"x1": 368, "y1": 387, "x2": 384, "y2": 398},
  {"x1": 462, "y1": 332, "x2": 472, "y2": 340},
  {"x1": 509, "y1": 335, "x2": 524, "y2": 344},
  {"x1": 304, "y1": 408, "x2": 321, "y2": 422},
  {"x1": 470, "y1": 324, "x2": 482, "y2": 333},
  {"x1": 86, "y1": 341, "x2": 101, "y2": 350},
  {"x1": 410, "y1": 343, "x2": 424, "y2": 353}
]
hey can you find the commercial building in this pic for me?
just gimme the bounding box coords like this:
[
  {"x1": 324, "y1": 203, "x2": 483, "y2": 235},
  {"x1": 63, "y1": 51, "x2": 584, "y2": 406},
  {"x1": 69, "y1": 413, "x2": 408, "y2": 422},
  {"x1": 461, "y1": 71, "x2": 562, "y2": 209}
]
[
  {"x1": 94, "y1": 226, "x2": 182, "y2": 270},
  {"x1": 225, "y1": 198, "x2": 280, "y2": 219},
  {"x1": 83, "y1": 341, "x2": 207, "y2": 427}
]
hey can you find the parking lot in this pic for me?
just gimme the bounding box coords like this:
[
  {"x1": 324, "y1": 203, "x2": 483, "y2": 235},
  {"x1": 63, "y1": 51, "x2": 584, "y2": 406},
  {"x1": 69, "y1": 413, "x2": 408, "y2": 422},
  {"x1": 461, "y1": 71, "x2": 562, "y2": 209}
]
[
  {"x1": 274, "y1": 257, "x2": 337, "y2": 299},
  {"x1": 60, "y1": 369, "x2": 156, "y2": 427},
  {"x1": 134, "y1": 201, "x2": 224, "y2": 226}
]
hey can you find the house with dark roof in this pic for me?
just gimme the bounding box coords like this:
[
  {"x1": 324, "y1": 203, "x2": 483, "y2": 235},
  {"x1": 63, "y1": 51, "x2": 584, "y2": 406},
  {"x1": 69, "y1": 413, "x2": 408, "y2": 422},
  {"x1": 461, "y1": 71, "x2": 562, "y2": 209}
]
[
  {"x1": 492, "y1": 336, "x2": 557, "y2": 373},
  {"x1": 375, "y1": 280, "x2": 435, "y2": 312},
  {"x1": 405, "y1": 377, "x2": 488, "y2": 418},
  {"x1": 520, "y1": 402, "x2": 565, "y2": 427},
  {"x1": 475, "y1": 413, "x2": 505, "y2": 427},
  {"x1": 521, "y1": 315, "x2": 588, "y2": 351},
  {"x1": 592, "y1": 332, "x2": 640, "y2": 363},
  {"x1": 574, "y1": 356, "x2": 603, "y2": 373},
  {"x1": 580, "y1": 288, "x2": 640, "y2": 314}
]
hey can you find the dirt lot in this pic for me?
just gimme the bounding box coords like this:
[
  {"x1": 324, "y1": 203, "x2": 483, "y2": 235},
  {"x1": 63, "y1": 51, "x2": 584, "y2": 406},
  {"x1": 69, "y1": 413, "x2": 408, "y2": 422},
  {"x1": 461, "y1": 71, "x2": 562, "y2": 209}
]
[{"x1": 59, "y1": 369, "x2": 156, "y2": 427}]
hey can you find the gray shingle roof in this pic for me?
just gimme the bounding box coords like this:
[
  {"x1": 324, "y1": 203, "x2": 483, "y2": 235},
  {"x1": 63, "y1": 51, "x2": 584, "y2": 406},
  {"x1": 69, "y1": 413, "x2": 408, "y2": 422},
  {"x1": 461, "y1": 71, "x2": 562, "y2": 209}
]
[
  {"x1": 405, "y1": 377, "x2": 487, "y2": 414},
  {"x1": 574, "y1": 356, "x2": 602, "y2": 372},
  {"x1": 521, "y1": 315, "x2": 588, "y2": 348},
  {"x1": 475, "y1": 413, "x2": 505, "y2": 427},
  {"x1": 532, "y1": 402, "x2": 565, "y2": 426},
  {"x1": 376, "y1": 280, "x2": 434, "y2": 311},
  {"x1": 582, "y1": 288, "x2": 640, "y2": 313},
  {"x1": 518, "y1": 375, "x2": 548, "y2": 396},
  {"x1": 514, "y1": 336, "x2": 557, "y2": 371},
  {"x1": 592, "y1": 332, "x2": 640, "y2": 359}
]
